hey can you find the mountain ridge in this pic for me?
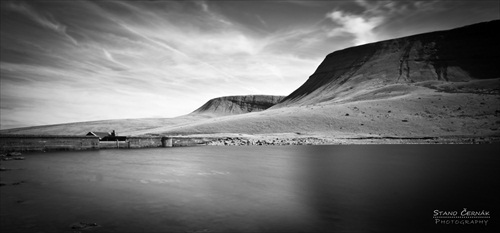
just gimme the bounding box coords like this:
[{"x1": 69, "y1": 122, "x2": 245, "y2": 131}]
[{"x1": 275, "y1": 20, "x2": 500, "y2": 107}]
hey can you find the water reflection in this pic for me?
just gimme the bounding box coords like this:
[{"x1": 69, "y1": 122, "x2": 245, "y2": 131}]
[{"x1": 285, "y1": 145, "x2": 500, "y2": 232}]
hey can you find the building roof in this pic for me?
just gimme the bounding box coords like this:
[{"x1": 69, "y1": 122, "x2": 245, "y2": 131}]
[{"x1": 86, "y1": 132, "x2": 111, "y2": 139}]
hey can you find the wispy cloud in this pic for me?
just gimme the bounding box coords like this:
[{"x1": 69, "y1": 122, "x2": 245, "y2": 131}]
[{"x1": 5, "y1": 1, "x2": 78, "y2": 45}]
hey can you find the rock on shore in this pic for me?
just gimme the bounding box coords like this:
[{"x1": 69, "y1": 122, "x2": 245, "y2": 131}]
[{"x1": 206, "y1": 136, "x2": 499, "y2": 146}]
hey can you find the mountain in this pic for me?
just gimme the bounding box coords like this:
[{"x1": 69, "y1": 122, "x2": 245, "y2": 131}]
[
  {"x1": 276, "y1": 20, "x2": 500, "y2": 107},
  {"x1": 1, "y1": 21, "x2": 499, "y2": 138},
  {"x1": 157, "y1": 20, "x2": 500, "y2": 137},
  {"x1": 191, "y1": 95, "x2": 285, "y2": 116}
]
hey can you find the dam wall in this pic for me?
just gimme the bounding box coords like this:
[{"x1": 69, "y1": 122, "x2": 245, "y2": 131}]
[
  {"x1": 0, "y1": 135, "x2": 99, "y2": 152},
  {"x1": 0, "y1": 135, "x2": 214, "y2": 152},
  {"x1": 127, "y1": 137, "x2": 163, "y2": 149},
  {"x1": 98, "y1": 141, "x2": 131, "y2": 149},
  {"x1": 98, "y1": 137, "x2": 210, "y2": 149}
]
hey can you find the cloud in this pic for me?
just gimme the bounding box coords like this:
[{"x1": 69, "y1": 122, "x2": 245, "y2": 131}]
[
  {"x1": 326, "y1": 10, "x2": 383, "y2": 45},
  {"x1": 196, "y1": 0, "x2": 209, "y2": 13},
  {"x1": 324, "y1": 0, "x2": 404, "y2": 45},
  {"x1": 285, "y1": 0, "x2": 333, "y2": 7},
  {"x1": 5, "y1": 1, "x2": 78, "y2": 45},
  {"x1": 102, "y1": 49, "x2": 129, "y2": 69},
  {"x1": 325, "y1": 0, "x2": 440, "y2": 45},
  {"x1": 6, "y1": 2, "x2": 61, "y2": 31},
  {"x1": 256, "y1": 15, "x2": 268, "y2": 27}
]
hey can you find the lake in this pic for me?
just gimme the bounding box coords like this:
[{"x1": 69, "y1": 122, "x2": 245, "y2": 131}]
[{"x1": 1, "y1": 145, "x2": 498, "y2": 232}]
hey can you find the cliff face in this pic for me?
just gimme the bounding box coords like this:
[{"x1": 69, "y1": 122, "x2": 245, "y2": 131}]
[
  {"x1": 191, "y1": 95, "x2": 285, "y2": 116},
  {"x1": 277, "y1": 20, "x2": 500, "y2": 106}
]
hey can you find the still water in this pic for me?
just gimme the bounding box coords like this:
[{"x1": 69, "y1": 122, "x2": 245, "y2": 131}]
[{"x1": 1, "y1": 145, "x2": 499, "y2": 232}]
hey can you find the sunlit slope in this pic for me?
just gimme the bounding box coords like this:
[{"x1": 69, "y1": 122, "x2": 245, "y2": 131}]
[
  {"x1": 154, "y1": 81, "x2": 499, "y2": 137},
  {"x1": 0, "y1": 115, "x2": 211, "y2": 136}
]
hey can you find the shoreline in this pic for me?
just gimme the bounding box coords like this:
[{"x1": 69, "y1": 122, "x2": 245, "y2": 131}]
[
  {"x1": 205, "y1": 135, "x2": 500, "y2": 146},
  {"x1": 1, "y1": 134, "x2": 499, "y2": 153}
]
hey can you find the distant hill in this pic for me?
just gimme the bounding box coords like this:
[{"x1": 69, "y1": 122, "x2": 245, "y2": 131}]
[
  {"x1": 191, "y1": 95, "x2": 285, "y2": 116},
  {"x1": 0, "y1": 95, "x2": 285, "y2": 136}
]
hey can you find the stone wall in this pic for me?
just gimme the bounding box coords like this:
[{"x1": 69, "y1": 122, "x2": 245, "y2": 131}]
[
  {"x1": 0, "y1": 135, "x2": 216, "y2": 152},
  {"x1": 127, "y1": 137, "x2": 163, "y2": 149},
  {"x1": 98, "y1": 141, "x2": 130, "y2": 149},
  {"x1": 0, "y1": 135, "x2": 99, "y2": 152}
]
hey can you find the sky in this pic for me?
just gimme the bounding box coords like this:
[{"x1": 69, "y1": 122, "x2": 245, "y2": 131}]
[{"x1": 1, "y1": 0, "x2": 499, "y2": 129}]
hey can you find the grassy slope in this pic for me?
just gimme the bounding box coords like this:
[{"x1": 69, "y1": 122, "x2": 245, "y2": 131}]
[
  {"x1": 142, "y1": 80, "x2": 500, "y2": 138},
  {"x1": 1, "y1": 80, "x2": 498, "y2": 138},
  {"x1": 0, "y1": 115, "x2": 212, "y2": 136}
]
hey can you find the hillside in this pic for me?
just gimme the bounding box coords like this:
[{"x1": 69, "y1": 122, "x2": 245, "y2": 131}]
[
  {"x1": 153, "y1": 20, "x2": 500, "y2": 137},
  {"x1": 1, "y1": 20, "x2": 499, "y2": 138},
  {"x1": 275, "y1": 20, "x2": 500, "y2": 107},
  {"x1": 0, "y1": 116, "x2": 209, "y2": 136},
  {"x1": 0, "y1": 95, "x2": 284, "y2": 136},
  {"x1": 191, "y1": 95, "x2": 285, "y2": 116},
  {"x1": 151, "y1": 80, "x2": 500, "y2": 138}
]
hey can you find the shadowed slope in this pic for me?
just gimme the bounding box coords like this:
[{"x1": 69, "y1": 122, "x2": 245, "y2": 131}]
[{"x1": 276, "y1": 20, "x2": 500, "y2": 107}]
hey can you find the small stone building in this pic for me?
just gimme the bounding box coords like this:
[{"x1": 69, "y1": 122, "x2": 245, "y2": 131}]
[
  {"x1": 86, "y1": 130, "x2": 126, "y2": 141},
  {"x1": 86, "y1": 132, "x2": 112, "y2": 140}
]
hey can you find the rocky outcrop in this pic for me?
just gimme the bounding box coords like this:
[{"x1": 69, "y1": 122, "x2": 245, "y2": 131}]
[
  {"x1": 191, "y1": 95, "x2": 285, "y2": 116},
  {"x1": 277, "y1": 20, "x2": 500, "y2": 106}
]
